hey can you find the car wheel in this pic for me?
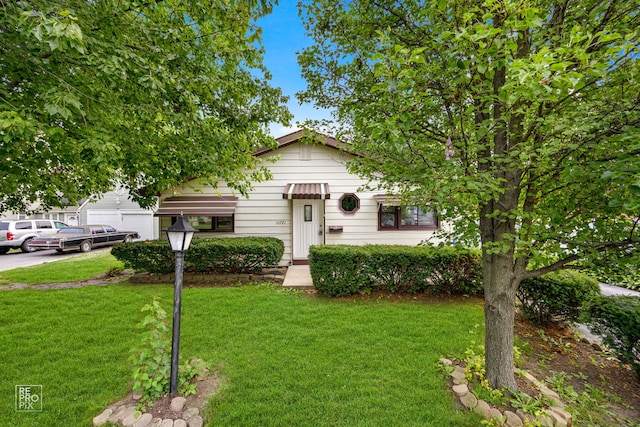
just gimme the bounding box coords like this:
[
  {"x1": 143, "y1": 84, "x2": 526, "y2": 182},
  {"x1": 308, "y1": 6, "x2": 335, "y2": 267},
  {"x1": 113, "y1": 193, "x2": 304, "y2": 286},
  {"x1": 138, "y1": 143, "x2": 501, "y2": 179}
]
[
  {"x1": 21, "y1": 239, "x2": 36, "y2": 253},
  {"x1": 80, "y1": 240, "x2": 92, "y2": 253},
  {"x1": 0, "y1": 248, "x2": 9, "y2": 255},
  {"x1": 124, "y1": 235, "x2": 133, "y2": 243}
]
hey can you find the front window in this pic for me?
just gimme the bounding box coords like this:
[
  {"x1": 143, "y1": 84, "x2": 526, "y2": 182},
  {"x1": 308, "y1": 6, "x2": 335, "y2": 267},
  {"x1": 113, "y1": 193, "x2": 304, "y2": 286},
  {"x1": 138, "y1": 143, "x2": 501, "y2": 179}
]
[
  {"x1": 175, "y1": 216, "x2": 234, "y2": 232},
  {"x1": 379, "y1": 206, "x2": 437, "y2": 230}
]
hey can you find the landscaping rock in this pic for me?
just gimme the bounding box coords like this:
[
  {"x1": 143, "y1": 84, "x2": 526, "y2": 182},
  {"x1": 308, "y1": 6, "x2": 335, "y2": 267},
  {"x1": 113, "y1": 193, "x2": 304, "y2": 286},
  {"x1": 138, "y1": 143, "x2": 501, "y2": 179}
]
[
  {"x1": 549, "y1": 406, "x2": 572, "y2": 424},
  {"x1": 459, "y1": 391, "x2": 478, "y2": 409},
  {"x1": 186, "y1": 415, "x2": 203, "y2": 427},
  {"x1": 182, "y1": 407, "x2": 199, "y2": 420},
  {"x1": 132, "y1": 392, "x2": 143, "y2": 401},
  {"x1": 439, "y1": 358, "x2": 453, "y2": 366},
  {"x1": 451, "y1": 366, "x2": 466, "y2": 381},
  {"x1": 473, "y1": 399, "x2": 491, "y2": 419},
  {"x1": 108, "y1": 405, "x2": 129, "y2": 423},
  {"x1": 93, "y1": 408, "x2": 113, "y2": 426},
  {"x1": 133, "y1": 413, "x2": 153, "y2": 427},
  {"x1": 515, "y1": 409, "x2": 537, "y2": 425},
  {"x1": 170, "y1": 397, "x2": 187, "y2": 412},
  {"x1": 174, "y1": 419, "x2": 187, "y2": 427},
  {"x1": 489, "y1": 407, "x2": 503, "y2": 420},
  {"x1": 504, "y1": 410, "x2": 523, "y2": 427},
  {"x1": 546, "y1": 409, "x2": 568, "y2": 427},
  {"x1": 123, "y1": 410, "x2": 143, "y2": 427},
  {"x1": 452, "y1": 383, "x2": 469, "y2": 397},
  {"x1": 160, "y1": 419, "x2": 174, "y2": 427},
  {"x1": 538, "y1": 414, "x2": 554, "y2": 427}
]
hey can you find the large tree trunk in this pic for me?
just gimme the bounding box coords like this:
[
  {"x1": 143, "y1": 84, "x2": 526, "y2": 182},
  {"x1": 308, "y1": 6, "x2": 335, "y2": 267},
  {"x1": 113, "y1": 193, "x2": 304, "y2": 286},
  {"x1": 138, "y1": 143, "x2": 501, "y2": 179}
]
[{"x1": 482, "y1": 247, "x2": 519, "y2": 390}]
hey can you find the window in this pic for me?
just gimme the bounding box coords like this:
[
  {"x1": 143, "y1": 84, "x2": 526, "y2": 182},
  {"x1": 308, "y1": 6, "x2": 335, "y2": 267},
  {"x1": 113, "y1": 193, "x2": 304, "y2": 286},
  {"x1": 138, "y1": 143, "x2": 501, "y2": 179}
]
[
  {"x1": 173, "y1": 216, "x2": 234, "y2": 232},
  {"x1": 43, "y1": 213, "x2": 59, "y2": 220},
  {"x1": 15, "y1": 221, "x2": 33, "y2": 230},
  {"x1": 339, "y1": 193, "x2": 360, "y2": 214},
  {"x1": 378, "y1": 206, "x2": 437, "y2": 230},
  {"x1": 36, "y1": 221, "x2": 53, "y2": 229},
  {"x1": 304, "y1": 205, "x2": 313, "y2": 222}
]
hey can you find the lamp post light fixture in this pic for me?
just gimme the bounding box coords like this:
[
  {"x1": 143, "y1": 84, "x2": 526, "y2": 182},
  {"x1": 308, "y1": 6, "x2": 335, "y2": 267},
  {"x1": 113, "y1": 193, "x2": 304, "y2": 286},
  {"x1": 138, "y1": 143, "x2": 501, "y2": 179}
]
[{"x1": 165, "y1": 215, "x2": 197, "y2": 397}]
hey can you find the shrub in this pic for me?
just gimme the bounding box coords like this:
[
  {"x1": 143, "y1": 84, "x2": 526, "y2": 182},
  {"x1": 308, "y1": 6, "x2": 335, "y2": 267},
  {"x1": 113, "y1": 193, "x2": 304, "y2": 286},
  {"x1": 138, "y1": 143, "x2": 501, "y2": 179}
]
[
  {"x1": 111, "y1": 237, "x2": 284, "y2": 274},
  {"x1": 308, "y1": 245, "x2": 369, "y2": 297},
  {"x1": 583, "y1": 296, "x2": 640, "y2": 377},
  {"x1": 517, "y1": 270, "x2": 601, "y2": 325},
  {"x1": 308, "y1": 244, "x2": 482, "y2": 297}
]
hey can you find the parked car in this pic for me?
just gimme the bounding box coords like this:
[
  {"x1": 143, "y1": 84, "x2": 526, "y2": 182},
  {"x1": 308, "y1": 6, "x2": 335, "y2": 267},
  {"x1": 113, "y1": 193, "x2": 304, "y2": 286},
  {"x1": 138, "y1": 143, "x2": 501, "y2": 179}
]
[
  {"x1": 0, "y1": 219, "x2": 69, "y2": 254},
  {"x1": 28, "y1": 225, "x2": 139, "y2": 253}
]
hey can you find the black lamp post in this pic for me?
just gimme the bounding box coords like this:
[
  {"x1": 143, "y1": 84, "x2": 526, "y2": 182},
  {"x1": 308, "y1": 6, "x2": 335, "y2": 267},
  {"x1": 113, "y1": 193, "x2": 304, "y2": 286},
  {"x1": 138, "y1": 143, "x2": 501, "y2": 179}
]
[{"x1": 165, "y1": 216, "x2": 197, "y2": 397}]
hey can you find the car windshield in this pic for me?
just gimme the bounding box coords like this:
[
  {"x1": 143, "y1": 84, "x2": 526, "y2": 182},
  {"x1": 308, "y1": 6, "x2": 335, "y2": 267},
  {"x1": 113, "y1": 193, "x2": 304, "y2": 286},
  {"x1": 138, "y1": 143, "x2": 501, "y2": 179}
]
[{"x1": 58, "y1": 227, "x2": 85, "y2": 234}]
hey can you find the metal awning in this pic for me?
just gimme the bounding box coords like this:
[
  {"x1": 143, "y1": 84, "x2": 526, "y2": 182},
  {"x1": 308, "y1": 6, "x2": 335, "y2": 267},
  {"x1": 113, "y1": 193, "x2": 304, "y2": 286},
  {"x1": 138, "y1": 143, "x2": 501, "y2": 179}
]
[
  {"x1": 154, "y1": 196, "x2": 238, "y2": 217},
  {"x1": 282, "y1": 183, "x2": 330, "y2": 200},
  {"x1": 373, "y1": 194, "x2": 402, "y2": 206}
]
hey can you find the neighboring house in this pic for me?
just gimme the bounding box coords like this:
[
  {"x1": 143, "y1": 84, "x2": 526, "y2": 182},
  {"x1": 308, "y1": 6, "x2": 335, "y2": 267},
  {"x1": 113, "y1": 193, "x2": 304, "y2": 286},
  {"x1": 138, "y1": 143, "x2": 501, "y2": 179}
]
[
  {"x1": 155, "y1": 130, "x2": 444, "y2": 265},
  {"x1": 1, "y1": 189, "x2": 158, "y2": 241}
]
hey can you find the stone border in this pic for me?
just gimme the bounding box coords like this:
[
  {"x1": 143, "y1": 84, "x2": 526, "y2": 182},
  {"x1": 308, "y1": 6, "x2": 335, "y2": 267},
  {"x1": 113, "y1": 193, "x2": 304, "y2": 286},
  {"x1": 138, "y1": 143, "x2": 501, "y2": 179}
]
[
  {"x1": 93, "y1": 395, "x2": 203, "y2": 427},
  {"x1": 440, "y1": 358, "x2": 573, "y2": 427}
]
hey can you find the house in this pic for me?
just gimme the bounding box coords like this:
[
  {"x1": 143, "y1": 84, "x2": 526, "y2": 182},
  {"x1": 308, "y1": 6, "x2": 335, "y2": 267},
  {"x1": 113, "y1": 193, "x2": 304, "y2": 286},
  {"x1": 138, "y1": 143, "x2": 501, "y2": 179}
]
[
  {"x1": 155, "y1": 130, "x2": 443, "y2": 265},
  {"x1": 1, "y1": 189, "x2": 158, "y2": 241}
]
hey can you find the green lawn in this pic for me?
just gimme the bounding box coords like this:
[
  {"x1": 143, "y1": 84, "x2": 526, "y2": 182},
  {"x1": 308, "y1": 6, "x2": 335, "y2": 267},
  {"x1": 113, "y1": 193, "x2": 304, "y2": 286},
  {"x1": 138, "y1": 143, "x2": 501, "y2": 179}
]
[
  {"x1": 0, "y1": 282, "x2": 485, "y2": 426},
  {"x1": 0, "y1": 250, "x2": 124, "y2": 285}
]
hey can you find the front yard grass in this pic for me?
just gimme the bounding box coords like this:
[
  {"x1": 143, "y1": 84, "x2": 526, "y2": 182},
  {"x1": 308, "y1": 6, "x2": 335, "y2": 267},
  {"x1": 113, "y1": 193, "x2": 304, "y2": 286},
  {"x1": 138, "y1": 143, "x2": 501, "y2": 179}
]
[{"x1": 0, "y1": 283, "x2": 484, "y2": 426}]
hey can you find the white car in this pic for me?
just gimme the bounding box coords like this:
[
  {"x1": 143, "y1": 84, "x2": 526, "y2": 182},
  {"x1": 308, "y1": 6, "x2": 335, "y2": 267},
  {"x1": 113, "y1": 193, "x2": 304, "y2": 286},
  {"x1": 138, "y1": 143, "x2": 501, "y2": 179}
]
[{"x1": 0, "y1": 219, "x2": 68, "y2": 254}]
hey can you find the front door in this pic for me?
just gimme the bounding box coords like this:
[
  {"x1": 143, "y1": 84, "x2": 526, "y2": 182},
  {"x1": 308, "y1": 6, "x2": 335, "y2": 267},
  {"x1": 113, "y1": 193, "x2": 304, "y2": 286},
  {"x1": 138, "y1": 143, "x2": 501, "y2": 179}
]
[{"x1": 292, "y1": 199, "x2": 324, "y2": 262}]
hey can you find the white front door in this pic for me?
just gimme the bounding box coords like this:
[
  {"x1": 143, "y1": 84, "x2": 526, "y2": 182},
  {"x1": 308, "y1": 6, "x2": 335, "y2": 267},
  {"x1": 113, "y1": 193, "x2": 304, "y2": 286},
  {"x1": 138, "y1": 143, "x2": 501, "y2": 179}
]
[{"x1": 292, "y1": 199, "x2": 324, "y2": 261}]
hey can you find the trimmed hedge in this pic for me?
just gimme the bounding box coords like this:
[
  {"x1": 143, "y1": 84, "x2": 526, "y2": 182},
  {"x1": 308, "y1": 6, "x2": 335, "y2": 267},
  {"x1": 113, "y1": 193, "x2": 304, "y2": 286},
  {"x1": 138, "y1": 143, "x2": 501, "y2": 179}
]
[
  {"x1": 516, "y1": 270, "x2": 601, "y2": 325},
  {"x1": 308, "y1": 244, "x2": 482, "y2": 297},
  {"x1": 111, "y1": 237, "x2": 284, "y2": 274},
  {"x1": 583, "y1": 296, "x2": 640, "y2": 377}
]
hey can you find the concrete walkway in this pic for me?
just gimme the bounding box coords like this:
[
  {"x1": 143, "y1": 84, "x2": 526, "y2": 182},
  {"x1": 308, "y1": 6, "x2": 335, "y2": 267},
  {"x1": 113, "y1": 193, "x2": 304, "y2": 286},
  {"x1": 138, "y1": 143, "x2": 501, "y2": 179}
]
[{"x1": 282, "y1": 265, "x2": 314, "y2": 290}]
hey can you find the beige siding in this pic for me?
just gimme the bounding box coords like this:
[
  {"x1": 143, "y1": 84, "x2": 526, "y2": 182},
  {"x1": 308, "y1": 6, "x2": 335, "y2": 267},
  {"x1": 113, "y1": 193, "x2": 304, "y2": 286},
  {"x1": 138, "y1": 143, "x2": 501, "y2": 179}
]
[{"x1": 158, "y1": 142, "x2": 443, "y2": 265}]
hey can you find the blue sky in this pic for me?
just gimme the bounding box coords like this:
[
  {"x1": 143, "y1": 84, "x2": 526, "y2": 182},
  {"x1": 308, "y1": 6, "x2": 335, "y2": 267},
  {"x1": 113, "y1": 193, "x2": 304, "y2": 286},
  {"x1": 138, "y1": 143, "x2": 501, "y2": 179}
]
[{"x1": 258, "y1": 2, "x2": 332, "y2": 137}]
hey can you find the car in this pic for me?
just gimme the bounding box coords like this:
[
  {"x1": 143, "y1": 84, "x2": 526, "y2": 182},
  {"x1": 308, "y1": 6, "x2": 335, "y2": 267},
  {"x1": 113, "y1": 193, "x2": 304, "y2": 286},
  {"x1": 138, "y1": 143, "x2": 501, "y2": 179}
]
[
  {"x1": 28, "y1": 225, "x2": 139, "y2": 253},
  {"x1": 0, "y1": 219, "x2": 69, "y2": 254}
]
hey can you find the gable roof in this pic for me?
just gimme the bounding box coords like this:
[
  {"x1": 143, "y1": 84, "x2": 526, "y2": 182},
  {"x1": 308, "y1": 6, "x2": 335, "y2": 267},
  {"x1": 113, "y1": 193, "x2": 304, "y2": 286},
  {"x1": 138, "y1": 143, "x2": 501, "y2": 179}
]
[{"x1": 254, "y1": 129, "x2": 351, "y2": 156}]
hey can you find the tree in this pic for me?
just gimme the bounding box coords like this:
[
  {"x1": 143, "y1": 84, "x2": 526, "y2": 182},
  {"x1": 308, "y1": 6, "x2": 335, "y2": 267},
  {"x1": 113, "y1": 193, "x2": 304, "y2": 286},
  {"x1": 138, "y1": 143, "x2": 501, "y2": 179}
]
[
  {"x1": 0, "y1": 0, "x2": 291, "y2": 212},
  {"x1": 298, "y1": 0, "x2": 639, "y2": 389}
]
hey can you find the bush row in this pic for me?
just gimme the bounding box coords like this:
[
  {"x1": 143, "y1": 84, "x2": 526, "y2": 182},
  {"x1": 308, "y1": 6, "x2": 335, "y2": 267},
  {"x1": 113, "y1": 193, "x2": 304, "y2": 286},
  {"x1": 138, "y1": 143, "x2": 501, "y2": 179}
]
[
  {"x1": 517, "y1": 270, "x2": 601, "y2": 325},
  {"x1": 308, "y1": 245, "x2": 483, "y2": 297},
  {"x1": 111, "y1": 237, "x2": 284, "y2": 274}
]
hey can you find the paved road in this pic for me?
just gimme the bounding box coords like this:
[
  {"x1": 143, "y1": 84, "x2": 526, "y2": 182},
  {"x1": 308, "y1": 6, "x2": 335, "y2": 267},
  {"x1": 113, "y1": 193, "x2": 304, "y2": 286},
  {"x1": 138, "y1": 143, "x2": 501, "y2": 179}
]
[{"x1": 0, "y1": 248, "x2": 110, "y2": 272}]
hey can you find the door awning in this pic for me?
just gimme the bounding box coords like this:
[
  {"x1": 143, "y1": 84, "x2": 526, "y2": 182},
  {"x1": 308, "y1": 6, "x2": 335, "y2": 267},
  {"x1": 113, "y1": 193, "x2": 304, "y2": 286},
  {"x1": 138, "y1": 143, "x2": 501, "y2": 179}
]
[
  {"x1": 154, "y1": 196, "x2": 238, "y2": 217},
  {"x1": 282, "y1": 183, "x2": 331, "y2": 200},
  {"x1": 373, "y1": 194, "x2": 402, "y2": 206}
]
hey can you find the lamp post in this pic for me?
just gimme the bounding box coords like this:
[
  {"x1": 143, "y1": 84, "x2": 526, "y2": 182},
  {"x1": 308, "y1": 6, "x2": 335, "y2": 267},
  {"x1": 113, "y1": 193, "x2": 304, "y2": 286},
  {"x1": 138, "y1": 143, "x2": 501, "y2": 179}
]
[{"x1": 165, "y1": 216, "x2": 197, "y2": 397}]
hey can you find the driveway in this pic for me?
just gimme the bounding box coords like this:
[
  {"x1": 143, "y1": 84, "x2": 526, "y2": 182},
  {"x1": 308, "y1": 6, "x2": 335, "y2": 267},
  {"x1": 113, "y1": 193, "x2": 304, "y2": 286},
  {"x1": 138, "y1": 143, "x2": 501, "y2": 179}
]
[
  {"x1": 0, "y1": 248, "x2": 110, "y2": 272},
  {"x1": 573, "y1": 282, "x2": 640, "y2": 342},
  {"x1": 600, "y1": 282, "x2": 640, "y2": 297}
]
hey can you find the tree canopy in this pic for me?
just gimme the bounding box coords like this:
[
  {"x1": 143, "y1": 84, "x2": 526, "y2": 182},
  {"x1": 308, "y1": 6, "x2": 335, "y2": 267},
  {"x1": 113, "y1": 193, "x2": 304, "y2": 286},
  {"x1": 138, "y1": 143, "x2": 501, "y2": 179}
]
[
  {"x1": 298, "y1": 0, "x2": 639, "y2": 389},
  {"x1": 0, "y1": 0, "x2": 291, "y2": 212}
]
